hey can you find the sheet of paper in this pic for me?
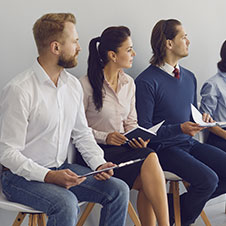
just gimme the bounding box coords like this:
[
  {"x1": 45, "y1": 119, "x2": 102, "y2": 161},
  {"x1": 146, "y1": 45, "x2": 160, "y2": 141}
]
[
  {"x1": 190, "y1": 104, "x2": 226, "y2": 127},
  {"x1": 148, "y1": 120, "x2": 165, "y2": 134}
]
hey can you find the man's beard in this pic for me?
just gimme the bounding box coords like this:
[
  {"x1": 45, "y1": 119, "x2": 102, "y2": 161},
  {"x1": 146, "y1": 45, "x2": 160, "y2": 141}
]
[{"x1": 58, "y1": 52, "x2": 78, "y2": 68}]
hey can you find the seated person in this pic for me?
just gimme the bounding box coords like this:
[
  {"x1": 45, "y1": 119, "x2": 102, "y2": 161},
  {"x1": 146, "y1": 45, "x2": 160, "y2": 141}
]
[
  {"x1": 0, "y1": 13, "x2": 130, "y2": 226},
  {"x1": 135, "y1": 19, "x2": 226, "y2": 226},
  {"x1": 79, "y1": 26, "x2": 169, "y2": 226},
  {"x1": 200, "y1": 40, "x2": 226, "y2": 152}
]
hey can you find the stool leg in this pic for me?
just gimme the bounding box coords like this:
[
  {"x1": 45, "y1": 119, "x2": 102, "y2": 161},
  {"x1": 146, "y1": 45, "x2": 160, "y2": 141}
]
[
  {"x1": 171, "y1": 181, "x2": 181, "y2": 226},
  {"x1": 200, "y1": 210, "x2": 211, "y2": 226},
  {"x1": 28, "y1": 213, "x2": 39, "y2": 226},
  {"x1": 13, "y1": 212, "x2": 26, "y2": 226},
  {"x1": 76, "y1": 202, "x2": 95, "y2": 226},
  {"x1": 37, "y1": 213, "x2": 46, "y2": 226},
  {"x1": 29, "y1": 214, "x2": 38, "y2": 226},
  {"x1": 128, "y1": 201, "x2": 141, "y2": 226}
]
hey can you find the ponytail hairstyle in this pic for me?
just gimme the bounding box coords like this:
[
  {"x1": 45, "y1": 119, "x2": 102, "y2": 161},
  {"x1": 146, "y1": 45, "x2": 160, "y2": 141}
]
[
  {"x1": 150, "y1": 19, "x2": 181, "y2": 66},
  {"x1": 87, "y1": 26, "x2": 131, "y2": 111},
  {"x1": 217, "y1": 40, "x2": 226, "y2": 72}
]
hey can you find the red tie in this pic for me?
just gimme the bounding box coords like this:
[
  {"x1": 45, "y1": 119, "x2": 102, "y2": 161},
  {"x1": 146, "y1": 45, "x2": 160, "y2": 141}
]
[{"x1": 173, "y1": 68, "x2": 180, "y2": 79}]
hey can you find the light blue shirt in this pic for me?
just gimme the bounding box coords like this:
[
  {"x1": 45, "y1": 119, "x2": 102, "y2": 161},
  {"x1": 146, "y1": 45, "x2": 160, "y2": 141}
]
[{"x1": 200, "y1": 69, "x2": 226, "y2": 123}]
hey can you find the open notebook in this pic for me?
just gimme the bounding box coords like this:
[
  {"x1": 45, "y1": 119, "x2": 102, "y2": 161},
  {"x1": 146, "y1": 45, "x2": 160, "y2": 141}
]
[{"x1": 124, "y1": 120, "x2": 165, "y2": 141}]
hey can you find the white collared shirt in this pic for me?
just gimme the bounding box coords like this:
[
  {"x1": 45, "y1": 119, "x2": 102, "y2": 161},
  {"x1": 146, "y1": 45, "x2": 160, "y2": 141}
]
[
  {"x1": 159, "y1": 62, "x2": 180, "y2": 77},
  {"x1": 0, "y1": 60, "x2": 105, "y2": 182}
]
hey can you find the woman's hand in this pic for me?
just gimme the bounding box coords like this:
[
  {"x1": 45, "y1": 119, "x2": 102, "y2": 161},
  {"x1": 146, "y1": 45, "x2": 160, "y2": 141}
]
[
  {"x1": 128, "y1": 137, "x2": 150, "y2": 148},
  {"x1": 106, "y1": 132, "x2": 128, "y2": 146}
]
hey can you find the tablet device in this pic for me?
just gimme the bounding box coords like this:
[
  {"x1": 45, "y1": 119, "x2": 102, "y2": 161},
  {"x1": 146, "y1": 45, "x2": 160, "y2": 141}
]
[{"x1": 78, "y1": 158, "x2": 145, "y2": 178}]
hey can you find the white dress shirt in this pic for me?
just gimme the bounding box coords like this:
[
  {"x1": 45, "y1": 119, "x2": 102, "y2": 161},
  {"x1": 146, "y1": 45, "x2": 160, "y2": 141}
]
[
  {"x1": 159, "y1": 62, "x2": 180, "y2": 76},
  {"x1": 0, "y1": 60, "x2": 105, "y2": 182}
]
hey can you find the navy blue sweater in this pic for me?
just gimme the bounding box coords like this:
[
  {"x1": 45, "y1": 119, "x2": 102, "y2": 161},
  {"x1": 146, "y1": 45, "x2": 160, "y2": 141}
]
[{"x1": 135, "y1": 64, "x2": 197, "y2": 150}]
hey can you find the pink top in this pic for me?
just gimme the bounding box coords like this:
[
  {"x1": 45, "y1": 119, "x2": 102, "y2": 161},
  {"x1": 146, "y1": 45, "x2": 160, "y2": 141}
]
[{"x1": 80, "y1": 71, "x2": 138, "y2": 144}]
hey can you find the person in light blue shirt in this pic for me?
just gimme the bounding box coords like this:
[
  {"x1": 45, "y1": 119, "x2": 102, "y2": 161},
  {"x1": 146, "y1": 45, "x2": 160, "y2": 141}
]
[{"x1": 200, "y1": 40, "x2": 226, "y2": 152}]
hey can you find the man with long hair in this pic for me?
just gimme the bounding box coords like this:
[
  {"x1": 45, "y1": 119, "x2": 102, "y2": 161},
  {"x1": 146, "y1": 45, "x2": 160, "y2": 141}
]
[{"x1": 135, "y1": 19, "x2": 226, "y2": 226}]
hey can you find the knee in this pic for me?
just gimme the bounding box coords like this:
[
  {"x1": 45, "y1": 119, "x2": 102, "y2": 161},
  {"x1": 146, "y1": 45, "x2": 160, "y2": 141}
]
[
  {"x1": 198, "y1": 171, "x2": 219, "y2": 195},
  {"x1": 206, "y1": 171, "x2": 219, "y2": 193},
  {"x1": 144, "y1": 152, "x2": 159, "y2": 163},
  {"x1": 116, "y1": 179, "x2": 130, "y2": 201},
  {"x1": 61, "y1": 195, "x2": 79, "y2": 218},
  {"x1": 142, "y1": 152, "x2": 161, "y2": 170},
  {"x1": 48, "y1": 192, "x2": 79, "y2": 223},
  {"x1": 108, "y1": 178, "x2": 130, "y2": 204}
]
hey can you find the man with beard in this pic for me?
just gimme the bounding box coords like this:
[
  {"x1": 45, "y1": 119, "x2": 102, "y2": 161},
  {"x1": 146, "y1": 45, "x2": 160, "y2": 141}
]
[{"x1": 0, "y1": 13, "x2": 129, "y2": 226}]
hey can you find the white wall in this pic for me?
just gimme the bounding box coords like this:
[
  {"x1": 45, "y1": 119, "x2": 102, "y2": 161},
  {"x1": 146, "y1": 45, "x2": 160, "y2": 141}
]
[
  {"x1": 1, "y1": 0, "x2": 226, "y2": 99},
  {"x1": 0, "y1": 0, "x2": 226, "y2": 225}
]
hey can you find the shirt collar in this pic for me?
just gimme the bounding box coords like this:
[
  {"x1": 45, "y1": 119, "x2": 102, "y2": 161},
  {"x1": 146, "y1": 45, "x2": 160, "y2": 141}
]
[
  {"x1": 159, "y1": 62, "x2": 180, "y2": 77},
  {"x1": 104, "y1": 70, "x2": 129, "y2": 86},
  {"x1": 218, "y1": 68, "x2": 226, "y2": 78},
  {"x1": 118, "y1": 70, "x2": 129, "y2": 85},
  {"x1": 32, "y1": 59, "x2": 68, "y2": 87}
]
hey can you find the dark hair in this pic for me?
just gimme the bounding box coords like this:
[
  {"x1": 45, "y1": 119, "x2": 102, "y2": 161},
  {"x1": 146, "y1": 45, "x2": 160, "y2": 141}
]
[
  {"x1": 217, "y1": 40, "x2": 226, "y2": 72},
  {"x1": 87, "y1": 26, "x2": 131, "y2": 111},
  {"x1": 150, "y1": 19, "x2": 181, "y2": 66}
]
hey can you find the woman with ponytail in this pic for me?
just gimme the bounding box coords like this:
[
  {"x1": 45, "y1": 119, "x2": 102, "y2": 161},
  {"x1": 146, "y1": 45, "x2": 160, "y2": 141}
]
[
  {"x1": 200, "y1": 40, "x2": 226, "y2": 152},
  {"x1": 79, "y1": 26, "x2": 169, "y2": 226}
]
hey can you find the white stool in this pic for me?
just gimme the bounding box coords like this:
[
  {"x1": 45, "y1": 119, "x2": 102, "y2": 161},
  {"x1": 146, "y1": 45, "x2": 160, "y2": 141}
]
[{"x1": 164, "y1": 171, "x2": 211, "y2": 226}]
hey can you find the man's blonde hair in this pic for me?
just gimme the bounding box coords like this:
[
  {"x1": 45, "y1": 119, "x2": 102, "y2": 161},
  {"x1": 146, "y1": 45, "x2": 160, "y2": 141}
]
[{"x1": 33, "y1": 13, "x2": 76, "y2": 54}]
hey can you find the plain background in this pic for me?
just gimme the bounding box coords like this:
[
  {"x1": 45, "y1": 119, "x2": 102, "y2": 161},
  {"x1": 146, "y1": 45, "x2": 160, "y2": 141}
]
[{"x1": 0, "y1": 0, "x2": 226, "y2": 225}]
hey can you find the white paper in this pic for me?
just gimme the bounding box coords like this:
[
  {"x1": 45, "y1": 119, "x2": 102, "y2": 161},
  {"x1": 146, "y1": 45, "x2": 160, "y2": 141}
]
[
  {"x1": 148, "y1": 120, "x2": 165, "y2": 134},
  {"x1": 191, "y1": 104, "x2": 226, "y2": 127}
]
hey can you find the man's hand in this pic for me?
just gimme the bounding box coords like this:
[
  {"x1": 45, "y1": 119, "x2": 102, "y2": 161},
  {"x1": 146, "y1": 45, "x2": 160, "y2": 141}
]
[
  {"x1": 128, "y1": 137, "x2": 150, "y2": 148},
  {"x1": 94, "y1": 162, "x2": 115, "y2": 181},
  {"x1": 106, "y1": 132, "x2": 127, "y2": 146},
  {"x1": 44, "y1": 169, "x2": 86, "y2": 189},
  {"x1": 180, "y1": 121, "x2": 204, "y2": 136},
  {"x1": 202, "y1": 113, "x2": 214, "y2": 123}
]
